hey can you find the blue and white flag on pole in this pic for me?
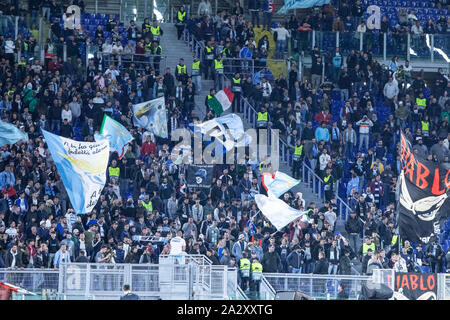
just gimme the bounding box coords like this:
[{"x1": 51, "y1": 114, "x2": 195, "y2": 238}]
[
  {"x1": 132, "y1": 97, "x2": 168, "y2": 138},
  {"x1": 278, "y1": 0, "x2": 330, "y2": 14},
  {"x1": 0, "y1": 121, "x2": 28, "y2": 146},
  {"x1": 94, "y1": 115, "x2": 133, "y2": 160},
  {"x1": 255, "y1": 194, "x2": 308, "y2": 231},
  {"x1": 42, "y1": 130, "x2": 110, "y2": 214},
  {"x1": 196, "y1": 113, "x2": 252, "y2": 151},
  {"x1": 262, "y1": 171, "x2": 300, "y2": 198}
]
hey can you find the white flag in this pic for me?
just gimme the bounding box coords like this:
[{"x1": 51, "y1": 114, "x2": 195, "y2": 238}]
[
  {"x1": 196, "y1": 113, "x2": 251, "y2": 151},
  {"x1": 255, "y1": 194, "x2": 308, "y2": 231}
]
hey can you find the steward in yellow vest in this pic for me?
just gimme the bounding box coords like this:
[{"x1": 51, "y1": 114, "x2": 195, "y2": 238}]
[
  {"x1": 175, "y1": 7, "x2": 187, "y2": 40},
  {"x1": 191, "y1": 59, "x2": 201, "y2": 76},
  {"x1": 257, "y1": 106, "x2": 268, "y2": 128},
  {"x1": 175, "y1": 58, "x2": 187, "y2": 79}
]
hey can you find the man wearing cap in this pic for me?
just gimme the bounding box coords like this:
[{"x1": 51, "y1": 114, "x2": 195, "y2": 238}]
[
  {"x1": 286, "y1": 245, "x2": 304, "y2": 273},
  {"x1": 232, "y1": 233, "x2": 247, "y2": 261}
]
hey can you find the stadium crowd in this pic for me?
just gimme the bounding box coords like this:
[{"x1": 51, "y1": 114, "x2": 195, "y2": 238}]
[{"x1": 0, "y1": 0, "x2": 448, "y2": 297}]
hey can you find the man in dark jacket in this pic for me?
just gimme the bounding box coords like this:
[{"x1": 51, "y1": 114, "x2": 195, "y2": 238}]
[
  {"x1": 314, "y1": 251, "x2": 328, "y2": 274},
  {"x1": 338, "y1": 249, "x2": 352, "y2": 275},
  {"x1": 345, "y1": 211, "x2": 363, "y2": 254},
  {"x1": 120, "y1": 284, "x2": 140, "y2": 300},
  {"x1": 261, "y1": 244, "x2": 281, "y2": 273},
  {"x1": 313, "y1": 251, "x2": 328, "y2": 296},
  {"x1": 4, "y1": 244, "x2": 23, "y2": 268},
  {"x1": 286, "y1": 245, "x2": 304, "y2": 273}
]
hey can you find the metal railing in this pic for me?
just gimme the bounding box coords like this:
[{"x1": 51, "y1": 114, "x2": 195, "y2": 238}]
[
  {"x1": 0, "y1": 268, "x2": 59, "y2": 294},
  {"x1": 263, "y1": 273, "x2": 371, "y2": 300},
  {"x1": 302, "y1": 161, "x2": 353, "y2": 220},
  {"x1": 292, "y1": 29, "x2": 450, "y2": 70},
  {"x1": 55, "y1": 257, "x2": 237, "y2": 300}
]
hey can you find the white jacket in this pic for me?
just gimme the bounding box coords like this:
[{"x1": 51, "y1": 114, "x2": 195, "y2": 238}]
[
  {"x1": 383, "y1": 80, "x2": 399, "y2": 99},
  {"x1": 198, "y1": 1, "x2": 212, "y2": 16}
]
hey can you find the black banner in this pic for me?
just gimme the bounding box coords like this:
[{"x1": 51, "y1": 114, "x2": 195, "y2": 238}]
[
  {"x1": 398, "y1": 133, "x2": 450, "y2": 243},
  {"x1": 186, "y1": 164, "x2": 214, "y2": 189},
  {"x1": 393, "y1": 273, "x2": 437, "y2": 300}
]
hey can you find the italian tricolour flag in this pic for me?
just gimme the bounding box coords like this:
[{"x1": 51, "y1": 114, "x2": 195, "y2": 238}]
[{"x1": 208, "y1": 87, "x2": 234, "y2": 116}]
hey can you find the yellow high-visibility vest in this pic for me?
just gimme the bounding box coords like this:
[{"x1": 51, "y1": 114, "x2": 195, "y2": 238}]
[
  {"x1": 177, "y1": 11, "x2": 186, "y2": 22},
  {"x1": 108, "y1": 167, "x2": 120, "y2": 177},
  {"x1": 421, "y1": 121, "x2": 429, "y2": 132},
  {"x1": 232, "y1": 77, "x2": 241, "y2": 93},
  {"x1": 240, "y1": 258, "x2": 250, "y2": 270},
  {"x1": 145, "y1": 42, "x2": 152, "y2": 52},
  {"x1": 205, "y1": 46, "x2": 214, "y2": 60},
  {"x1": 214, "y1": 59, "x2": 223, "y2": 73},
  {"x1": 150, "y1": 25, "x2": 160, "y2": 36},
  {"x1": 362, "y1": 242, "x2": 375, "y2": 255},
  {"x1": 294, "y1": 145, "x2": 303, "y2": 155},
  {"x1": 176, "y1": 64, "x2": 186, "y2": 74},
  {"x1": 18, "y1": 61, "x2": 26, "y2": 66},
  {"x1": 251, "y1": 262, "x2": 263, "y2": 273},
  {"x1": 257, "y1": 112, "x2": 268, "y2": 128},
  {"x1": 192, "y1": 61, "x2": 200, "y2": 75},
  {"x1": 153, "y1": 45, "x2": 162, "y2": 54},
  {"x1": 416, "y1": 97, "x2": 426, "y2": 108},
  {"x1": 293, "y1": 145, "x2": 303, "y2": 161},
  {"x1": 143, "y1": 200, "x2": 153, "y2": 212}
]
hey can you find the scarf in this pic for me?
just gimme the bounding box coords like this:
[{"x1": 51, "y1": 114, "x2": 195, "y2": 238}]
[{"x1": 10, "y1": 249, "x2": 17, "y2": 268}]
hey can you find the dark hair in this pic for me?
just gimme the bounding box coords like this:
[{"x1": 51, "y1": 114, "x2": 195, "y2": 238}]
[{"x1": 123, "y1": 284, "x2": 131, "y2": 291}]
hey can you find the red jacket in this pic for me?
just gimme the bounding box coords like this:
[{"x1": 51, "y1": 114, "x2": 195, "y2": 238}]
[
  {"x1": 141, "y1": 141, "x2": 156, "y2": 156},
  {"x1": 314, "y1": 112, "x2": 332, "y2": 124}
]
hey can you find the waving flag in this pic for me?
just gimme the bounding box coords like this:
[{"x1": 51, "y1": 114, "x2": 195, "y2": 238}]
[
  {"x1": 42, "y1": 130, "x2": 110, "y2": 214},
  {"x1": 196, "y1": 113, "x2": 251, "y2": 151},
  {"x1": 132, "y1": 97, "x2": 168, "y2": 138},
  {"x1": 278, "y1": 0, "x2": 330, "y2": 14},
  {"x1": 208, "y1": 87, "x2": 234, "y2": 116},
  {"x1": 398, "y1": 132, "x2": 450, "y2": 243},
  {"x1": 94, "y1": 115, "x2": 133, "y2": 160},
  {"x1": 255, "y1": 194, "x2": 308, "y2": 230},
  {"x1": 0, "y1": 121, "x2": 28, "y2": 146},
  {"x1": 262, "y1": 171, "x2": 300, "y2": 198}
]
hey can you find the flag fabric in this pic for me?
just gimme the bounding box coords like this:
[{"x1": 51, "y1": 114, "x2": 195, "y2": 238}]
[
  {"x1": 186, "y1": 164, "x2": 214, "y2": 189},
  {"x1": 94, "y1": 115, "x2": 133, "y2": 160},
  {"x1": 132, "y1": 97, "x2": 168, "y2": 138},
  {"x1": 208, "y1": 87, "x2": 234, "y2": 116},
  {"x1": 278, "y1": 0, "x2": 330, "y2": 14},
  {"x1": 196, "y1": 113, "x2": 251, "y2": 151},
  {"x1": 398, "y1": 132, "x2": 450, "y2": 244},
  {"x1": 262, "y1": 171, "x2": 300, "y2": 198},
  {"x1": 0, "y1": 121, "x2": 28, "y2": 146},
  {"x1": 42, "y1": 130, "x2": 110, "y2": 214},
  {"x1": 255, "y1": 194, "x2": 308, "y2": 231}
]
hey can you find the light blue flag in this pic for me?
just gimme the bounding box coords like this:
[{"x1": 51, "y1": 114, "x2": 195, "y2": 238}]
[
  {"x1": 42, "y1": 130, "x2": 110, "y2": 214},
  {"x1": 94, "y1": 115, "x2": 134, "y2": 160},
  {"x1": 278, "y1": 0, "x2": 330, "y2": 14},
  {"x1": 132, "y1": 97, "x2": 168, "y2": 138},
  {"x1": 0, "y1": 121, "x2": 28, "y2": 146},
  {"x1": 262, "y1": 171, "x2": 300, "y2": 198}
]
